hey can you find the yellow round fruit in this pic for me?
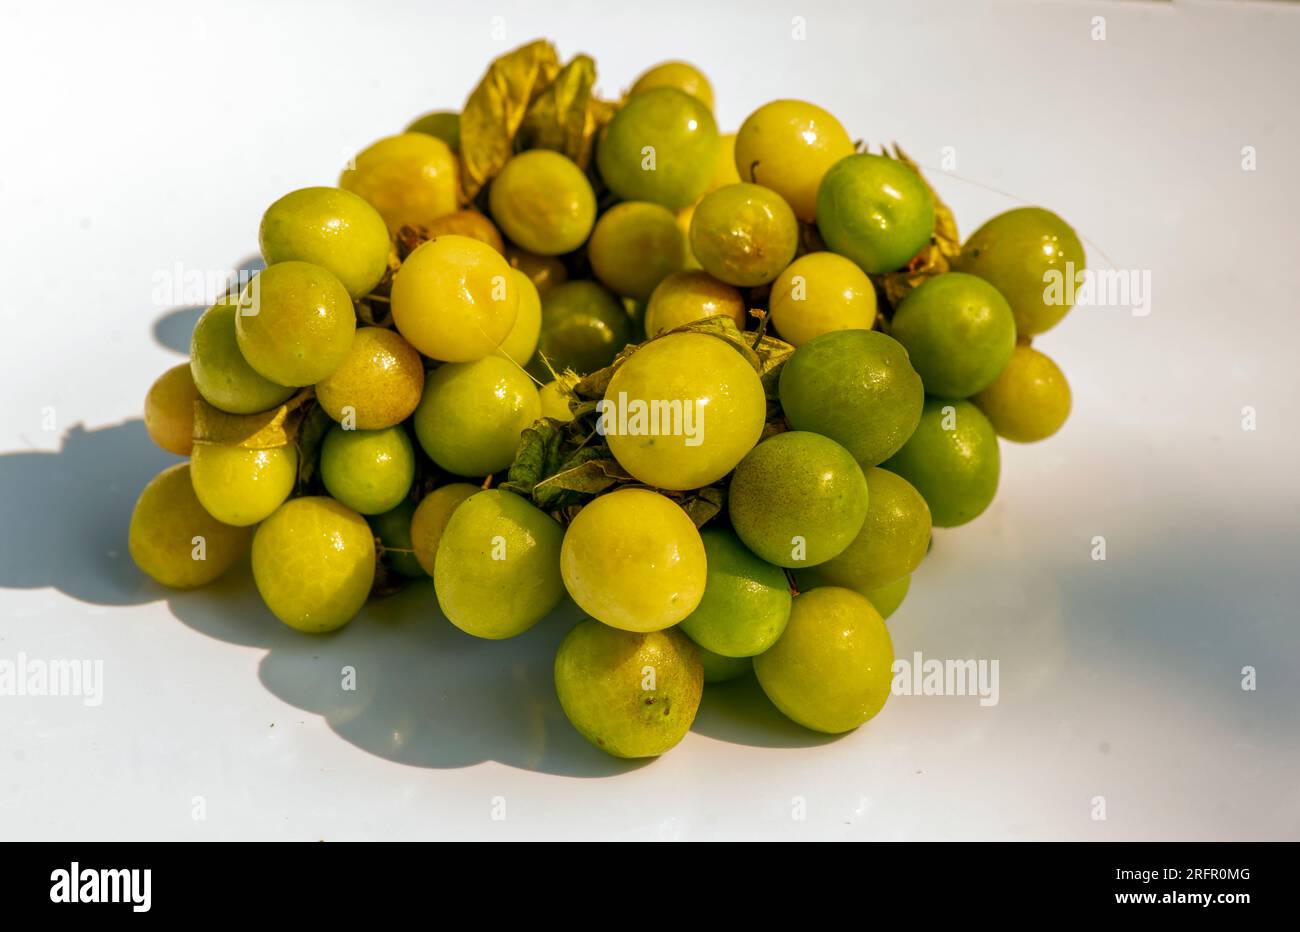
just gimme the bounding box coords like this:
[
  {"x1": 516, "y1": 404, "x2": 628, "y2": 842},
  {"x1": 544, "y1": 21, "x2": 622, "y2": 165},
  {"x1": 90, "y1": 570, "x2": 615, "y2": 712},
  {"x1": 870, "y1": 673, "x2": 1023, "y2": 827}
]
[
  {"x1": 190, "y1": 443, "x2": 298, "y2": 527},
  {"x1": 129, "y1": 463, "x2": 252, "y2": 589},
  {"x1": 643, "y1": 270, "x2": 746, "y2": 337},
  {"x1": 488, "y1": 150, "x2": 596, "y2": 255},
  {"x1": 410, "y1": 482, "x2": 479, "y2": 576},
  {"x1": 973, "y1": 344, "x2": 1072, "y2": 442},
  {"x1": 603, "y1": 333, "x2": 765, "y2": 490},
  {"x1": 144, "y1": 363, "x2": 199, "y2": 456},
  {"x1": 630, "y1": 60, "x2": 714, "y2": 111},
  {"x1": 735, "y1": 99, "x2": 855, "y2": 221},
  {"x1": 560, "y1": 489, "x2": 707, "y2": 632},
  {"x1": 494, "y1": 270, "x2": 542, "y2": 365},
  {"x1": 340, "y1": 133, "x2": 460, "y2": 233},
  {"x1": 539, "y1": 380, "x2": 575, "y2": 421},
  {"x1": 422, "y1": 209, "x2": 504, "y2": 253},
  {"x1": 769, "y1": 251, "x2": 877, "y2": 346},
  {"x1": 390, "y1": 234, "x2": 519, "y2": 362},
  {"x1": 315, "y1": 327, "x2": 425, "y2": 429}
]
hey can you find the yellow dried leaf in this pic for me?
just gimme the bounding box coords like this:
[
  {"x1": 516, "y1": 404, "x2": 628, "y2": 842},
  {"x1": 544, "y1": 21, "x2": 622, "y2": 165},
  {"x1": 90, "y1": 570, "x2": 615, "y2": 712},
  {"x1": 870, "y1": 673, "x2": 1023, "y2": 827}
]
[
  {"x1": 518, "y1": 54, "x2": 614, "y2": 170},
  {"x1": 192, "y1": 390, "x2": 314, "y2": 449}
]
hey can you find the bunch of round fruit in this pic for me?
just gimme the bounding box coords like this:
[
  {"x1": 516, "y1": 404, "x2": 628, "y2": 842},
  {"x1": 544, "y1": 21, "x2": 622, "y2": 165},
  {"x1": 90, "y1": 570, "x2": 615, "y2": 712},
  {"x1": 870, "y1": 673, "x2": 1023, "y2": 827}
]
[{"x1": 132, "y1": 42, "x2": 1082, "y2": 760}]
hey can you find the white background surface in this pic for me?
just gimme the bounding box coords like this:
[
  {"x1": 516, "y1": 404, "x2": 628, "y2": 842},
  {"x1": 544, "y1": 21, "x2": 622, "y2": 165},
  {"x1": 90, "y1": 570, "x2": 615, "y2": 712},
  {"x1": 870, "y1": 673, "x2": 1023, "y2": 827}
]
[{"x1": 2, "y1": 0, "x2": 1298, "y2": 840}]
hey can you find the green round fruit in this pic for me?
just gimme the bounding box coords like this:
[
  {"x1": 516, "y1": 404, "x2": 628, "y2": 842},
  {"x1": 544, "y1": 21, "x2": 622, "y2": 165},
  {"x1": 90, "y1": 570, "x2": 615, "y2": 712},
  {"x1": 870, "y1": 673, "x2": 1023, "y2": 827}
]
[
  {"x1": 587, "y1": 201, "x2": 685, "y2": 300},
  {"x1": 596, "y1": 87, "x2": 719, "y2": 210},
  {"x1": 434, "y1": 490, "x2": 566, "y2": 639},
  {"x1": 602, "y1": 332, "x2": 766, "y2": 490},
  {"x1": 410, "y1": 483, "x2": 479, "y2": 576},
  {"x1": 489, "y1": 150, "x2": 596, "y2": 255},
  {"x1": 412, "y1": 356, "x2": 540, "y2": 477},
  {"x1": 533, "y1": 280, "x2": 633, "y2": 376},
  {"x1": 696, "y1": 647, "x2": 752, "y2": 684},
  {"x1": 251, "y1": 496, "x2": 376, "y2": 633},
  {"x1": 319, "y1": 424, "x2": 415, "y2": 515},
  {"x1": 754, "y1": 587, "x2": 894, "y2": 733},
  {"x1": 689, "y1": 183, "x2": 798, "y2": 287},
  {"x1": 890, "y1": 272, "x2": 1017, "y2": 397},
  {"x1": 793, "y1": 467, "x2": 930, "y2": 594},
  {"x1": 405, "y1": 110, "x2": 460, "y2": 149},
  {"x1": 882, "y1": 398, "x2": 1000, "y2": 528},
  {"x1": 560, "y1": 488, "x2": 707, "y2": 632},
  {"x1": 728, "y1": 431, "x2": 869, "y2": 568},
  {"x1": 258, "y1": 186, "x2": 391, "y2": 299},
  {"x1": 554, "y1": 619, "x2": 703, "y2": 758},
  {"x1": 951, "y1": 207, "x2": 1085, "y2": 336},
  {"x1": 190, "y1": 298, "x2": 295, "y2": 415},
  {"x1": 190, "y1": 443, "x2": 297, "y2": 527},
  {"x1": 129, "y1": 463, "x2": 252, "y2": 589},
  {"x1": 235, "y1": 261, "x2": 356, "y2": 387},
  {"x1": 778, "y1": 329, "x2": 924, "y2": 467},
  {"x1": 816, "y1": 153, "x2": 935, "y2": 274},
  {"x1": 367, "y1": 500, "x2": 425, "y2": 578},
  {"x1": 679, "y1": 528, "x2": 792, "y2": 658},
  {"x1": 864, "y1": 573, "x2": 910, "y2": 620},
  {"x1": 973, "y1": 344, "x2": 1072, "y2": 443}
]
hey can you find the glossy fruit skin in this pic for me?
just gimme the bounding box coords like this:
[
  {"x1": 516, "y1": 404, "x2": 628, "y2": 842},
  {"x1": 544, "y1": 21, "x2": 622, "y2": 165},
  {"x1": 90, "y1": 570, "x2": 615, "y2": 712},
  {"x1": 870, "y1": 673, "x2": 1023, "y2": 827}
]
[
  {"x1": 597, "y1": 87, "x2": 720, "y2": 210},
  {"x1": 251, "y1": 496, "x2": 376, "y2": 633},
  {"x1": 696, "y1": 646, "x2": 752, "y2": 684},
  {"x1": 494, "y1": 270, "x2": 542, "y2": 365},
  {"x1": 258, "y1": 186, "x2": 391, "y2": 299},
  {"x1": 129, "y1": 463, "x2": 252, "y2": 589},
  {"x1": 679, "y1": 529, "x2": 792, "y2": 658},
  {"x1": 588, "y1": 201, "x2": 685, "y2": 300},
  {"x1": 391, "y1": 234, "x2": 519, "y2": 362},
  {"x1": 753, "y1": 587, "x2": 894, "y2": 734},
  {"x1": 190, "y1": 443, "x2": 297, "y2": 527},
  {"x1": 314, "y1": 327, "x2": 424, "y2": 430},
  {"x1": 507, "y1": 247, "x2": 567, "y2": 296},
  {"x1": 728, "y1": 431, "x2": 869, "y2": 568},
  {"x1": 422, "y1": 209, "x2": 505, "y2": 254},
  {"x1": 952, "y1": 207, "x2": 1085, "y2": 336},
  {"x1": 769, "y1": 251, "x2": 877, "y2": 347},
  {"x1": 410, "y1": 482, "x2": 478, "y2": 576},
  {"x1": 560, "y1": 488, "x2": 707, "y2": 632},
  {"x1": 144, "y1": 363, "x2": 199, "y2": 456},
  {"x1": 433, "y1": 490, "x2": 566, "y2": 639},
  {"x1": 630, "y1": 60, "x2": 714, "y2": 110},
  {"x1": 554, "y1": 619, "x2": 703, "y2": 758},
  {"x1": 864, "y1": 573, "x2": 910, "y2": 620},
  {"x1": 882, "y1": 398, "x2": 1000, "y2": 527},
  {"x1": 319, "y1": 424, "x2": 415, "y2": 515},
  {"x1": 340, "y1": 132, "x2": 460, "y2": 233},
  {"x1": 690, "y1": 183, "x2": 799, "y2": 287},
  {"x1": 405, "y1": 110, "x2": 460, "y2": 149},
  {"x1": 235, "y1": 261, "x2": 356, "y2": 387},
  {"x1": 891, "y1": 272, "x2": 1017, "y2": 397},
  {"x1": 603, "y1": 333, "x2": 765, "y2": 490},
  {"x1": 538, "y1": 380, "x2": 575, "y2": 422},
  {"x1": 190, "y1": 298, "x2": 295, "y2": 415},
  {"x1": 793, "y1": 467, "x2": 930, "y2": 594},
  {"x1": 735, "y1": 99, "x2": 855, "y2": 221},
  {"x1": 367, "y1": 500, "x2": 425, "y2": 578},
  {"x1": 816, "y1": 154, "x2": 935, "y2": 274},
  {"x1": 643, "y1": 269, "x2": 745, "y2": 337},
  {"x1": 412, "y1": 356, "x2": 540, "y2": 477},
  {"x1": 488, "y1": 150, "x2": 596, "y2": 255},
  {"x1": 973, "y1": 344, "x2": 1072, "y2": 442},
  {"x1": 778, "y1": 329, "x2": 924, "y2": 467},
  {"x1": 533, "y1": 280, "x2": 633, "y2": 376}
]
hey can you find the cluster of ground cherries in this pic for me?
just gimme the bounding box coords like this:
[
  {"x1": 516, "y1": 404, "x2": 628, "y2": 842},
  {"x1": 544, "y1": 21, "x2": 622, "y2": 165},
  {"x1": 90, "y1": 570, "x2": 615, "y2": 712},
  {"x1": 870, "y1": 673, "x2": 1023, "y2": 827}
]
[{"x1": 132, "y1": 54, "x2": 1082, "y2": 758}]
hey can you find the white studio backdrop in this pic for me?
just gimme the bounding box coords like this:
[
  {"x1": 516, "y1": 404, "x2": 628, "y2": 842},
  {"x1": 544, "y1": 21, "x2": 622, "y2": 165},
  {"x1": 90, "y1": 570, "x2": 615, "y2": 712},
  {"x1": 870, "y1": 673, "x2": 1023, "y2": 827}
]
[{"x1": 0, "y1": 0, "x2": 1297, "y2": 839}]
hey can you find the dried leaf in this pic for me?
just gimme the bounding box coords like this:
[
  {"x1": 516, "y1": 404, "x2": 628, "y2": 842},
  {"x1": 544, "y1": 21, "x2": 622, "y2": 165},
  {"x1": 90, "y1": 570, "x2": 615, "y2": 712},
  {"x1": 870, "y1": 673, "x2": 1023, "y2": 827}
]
[
  {"x1": 191, "y1": 390, "x2": 314, "y2": 449},
  {"x1": 459, "y1": 40, "x2": 562, "y2": 199},
  {"x1": 293, "y1": 402, "x2": 334, "y2": 491},
  {"x1": 517, "y1": 54, "x2": 613, "y2": 170}
]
